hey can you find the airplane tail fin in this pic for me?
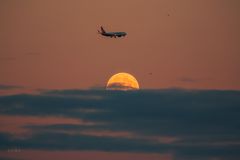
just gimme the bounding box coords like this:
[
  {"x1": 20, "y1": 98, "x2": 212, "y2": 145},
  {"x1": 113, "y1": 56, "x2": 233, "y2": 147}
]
[{"x1": 100, "y1": 26, "x2": 106, "y2": 33}]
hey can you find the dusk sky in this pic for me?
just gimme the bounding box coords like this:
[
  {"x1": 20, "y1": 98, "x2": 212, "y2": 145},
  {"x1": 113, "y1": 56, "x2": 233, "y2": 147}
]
[
  {"x1": 0, "y1": 0, "x2": 240, "y2": 160},
  {"x1": 1, "y1": 0, "x2": 239, "y2": 91}
]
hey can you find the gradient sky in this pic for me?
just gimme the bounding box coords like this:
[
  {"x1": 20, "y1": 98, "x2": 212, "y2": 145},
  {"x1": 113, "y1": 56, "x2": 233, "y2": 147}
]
[{"x1": 0, "y1": 0, "x2": 239, "y2": 91}]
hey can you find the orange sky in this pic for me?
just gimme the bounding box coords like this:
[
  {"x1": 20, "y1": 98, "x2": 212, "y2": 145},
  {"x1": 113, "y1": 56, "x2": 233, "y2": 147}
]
[
  {"x1": 0, "y1": 150, "x2": 172, "y2": 160},
  {"x1": 0, "y1": 0, "x2": 239, "y2": 90}
]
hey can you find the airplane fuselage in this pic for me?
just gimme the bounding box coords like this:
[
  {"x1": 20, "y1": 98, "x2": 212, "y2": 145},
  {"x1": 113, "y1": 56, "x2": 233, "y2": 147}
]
[
  {"x1": 98, "y1": 27, "x2": 127, "y2": 38},
  {"x1": 102, "y1": 32, "x2": 127, "y2": 38}
]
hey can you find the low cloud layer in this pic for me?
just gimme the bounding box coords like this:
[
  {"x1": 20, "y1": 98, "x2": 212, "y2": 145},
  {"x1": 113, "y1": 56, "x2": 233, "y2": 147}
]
[
  {"x1": 0, "y1": 84, "x2": 23, "y2": 90},
  {"x1": 0, "y1": 89, "x2": 240, "y2": 160}
]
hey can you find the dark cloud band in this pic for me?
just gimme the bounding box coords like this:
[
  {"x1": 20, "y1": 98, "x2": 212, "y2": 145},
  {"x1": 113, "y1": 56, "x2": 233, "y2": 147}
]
[{"x1": 0, "y1": 89, "x2": 240, "y2": 160}]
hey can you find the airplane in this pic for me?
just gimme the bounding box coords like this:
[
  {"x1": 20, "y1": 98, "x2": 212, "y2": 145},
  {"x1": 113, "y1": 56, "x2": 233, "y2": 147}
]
[{"x1": 98, "y1": 26, "x2": 127, "y2": 38}]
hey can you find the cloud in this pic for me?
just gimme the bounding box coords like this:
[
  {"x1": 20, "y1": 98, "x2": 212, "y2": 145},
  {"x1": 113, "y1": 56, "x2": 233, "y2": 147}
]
[
  {"x1": 0, "y1": 84, "x2": 23, "y2": 90},
  {"x1": 0, "y1": 89, "x2": 240, "y2": 159},
  {"x1": 106, "y1": 82, "x2": 138, "y2": 90},
  {"x1": 0, "y1": 157, "x2": 23, "y2": 160}
]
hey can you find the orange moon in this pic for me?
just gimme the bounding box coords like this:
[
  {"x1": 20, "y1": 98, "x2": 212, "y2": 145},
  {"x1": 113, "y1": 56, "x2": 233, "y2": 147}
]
[{"x1": 106, "y1": 72, "x2": 140, "y2": 90}]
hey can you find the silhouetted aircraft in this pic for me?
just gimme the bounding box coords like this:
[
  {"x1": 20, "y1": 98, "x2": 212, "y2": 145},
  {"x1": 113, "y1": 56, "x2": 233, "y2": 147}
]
[{"x1": 98, "y1": 26, "x2": 127, "y2": 38}]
